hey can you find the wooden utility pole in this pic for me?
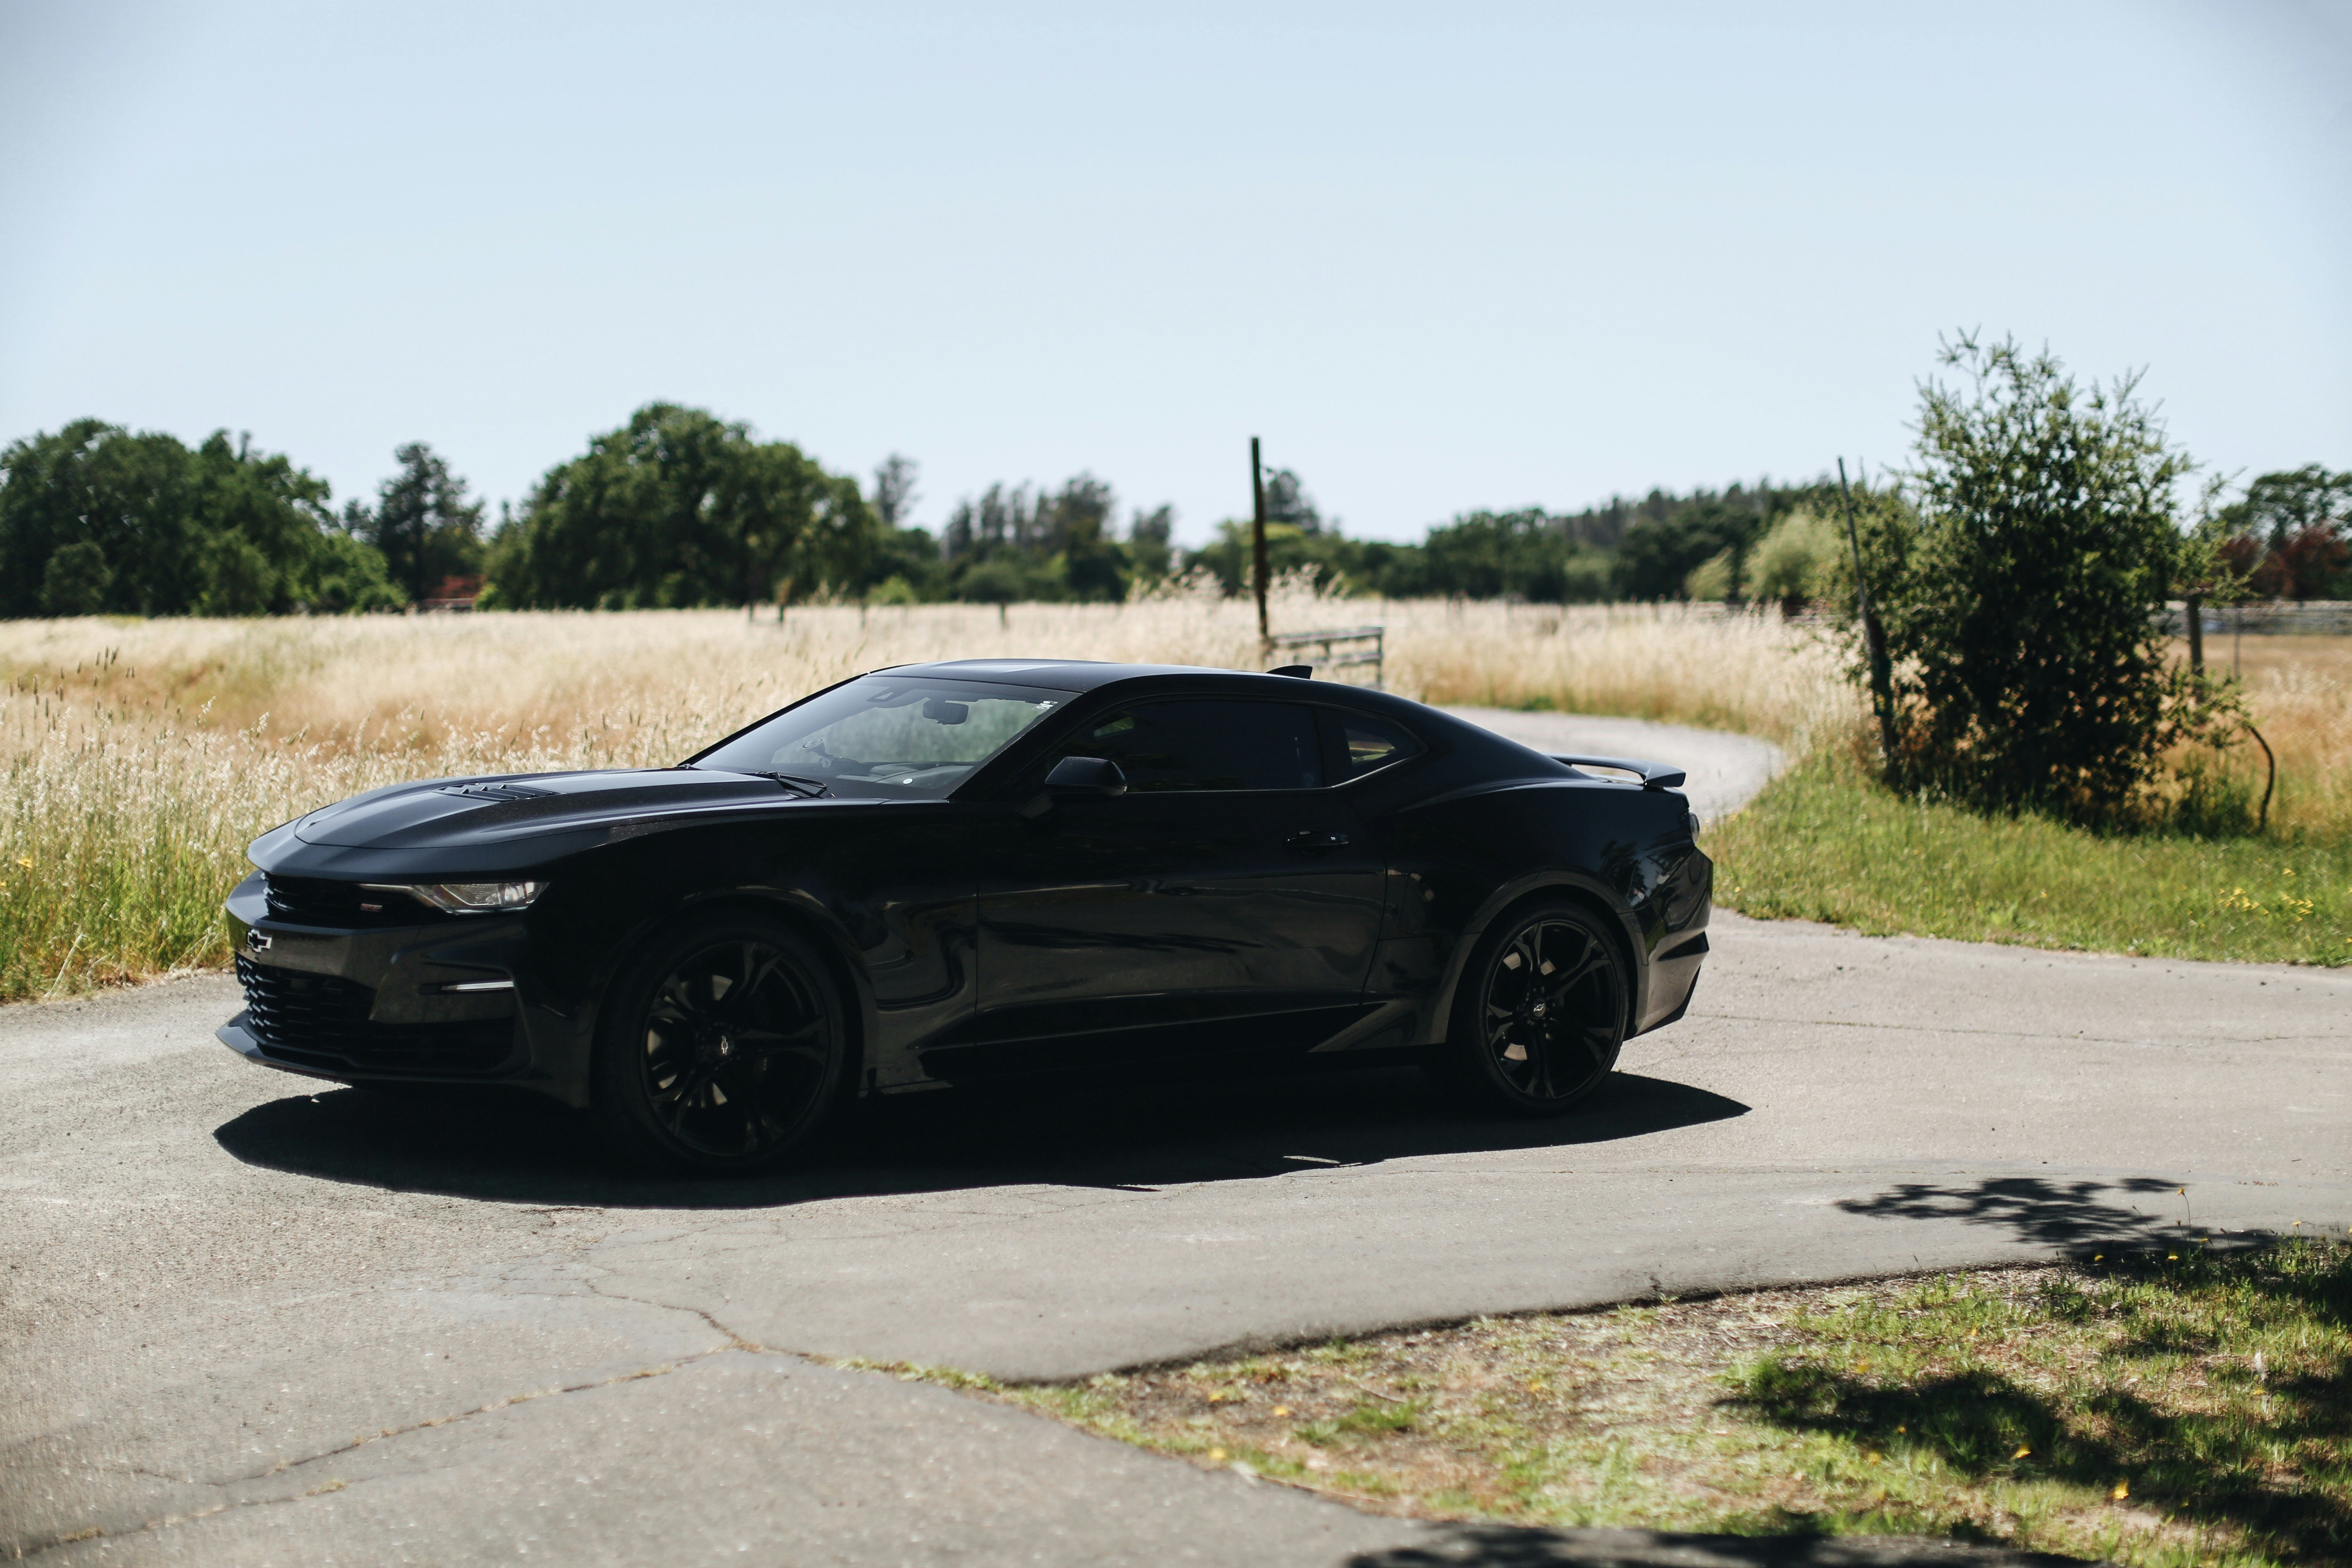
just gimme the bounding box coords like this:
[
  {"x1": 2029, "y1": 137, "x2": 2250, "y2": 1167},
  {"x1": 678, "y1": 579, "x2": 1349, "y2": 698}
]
[
  {"x1": 1250, "y1": 437, "x2": 1271, "y2": 656},
  {"x1": 1837, "y1": 459, "x2": 1900, "y2": 771}
]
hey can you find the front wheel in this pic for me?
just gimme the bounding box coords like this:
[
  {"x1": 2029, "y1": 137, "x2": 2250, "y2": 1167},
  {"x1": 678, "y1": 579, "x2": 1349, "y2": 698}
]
[
  {"x1": 1433, "y1": 900, "x2": 1628, "y2": 1116},
  {"x1": 592, "y1": 913, "x2": 849, "y2": 1175}
]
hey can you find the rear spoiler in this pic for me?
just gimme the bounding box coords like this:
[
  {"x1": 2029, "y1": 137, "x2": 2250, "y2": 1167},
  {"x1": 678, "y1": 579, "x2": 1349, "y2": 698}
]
[{"x1": 1550, "y1": 754, "x2": 1688, "y2": 791}]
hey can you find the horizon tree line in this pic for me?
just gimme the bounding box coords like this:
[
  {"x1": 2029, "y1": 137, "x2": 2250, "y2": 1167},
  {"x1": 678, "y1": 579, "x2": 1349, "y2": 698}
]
[{"x1": 3, "y1": 401, "x2": 2343, "y2": 619}]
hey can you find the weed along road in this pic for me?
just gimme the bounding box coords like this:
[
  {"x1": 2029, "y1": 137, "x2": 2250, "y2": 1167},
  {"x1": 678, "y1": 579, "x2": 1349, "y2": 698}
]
[{"x1": 3, "y1": 714, "x2": 2345, "y2": 1566}]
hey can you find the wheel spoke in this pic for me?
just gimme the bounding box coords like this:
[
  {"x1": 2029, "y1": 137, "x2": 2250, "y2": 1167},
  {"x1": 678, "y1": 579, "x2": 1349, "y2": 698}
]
[
  {"x1": 733, "y1": 1022, "x2": 828, "y2": 1064},
  {"x1": 1522, "y1": 1027, "x2": 1553, "y2": 1096},
  {"x1": 1544, "y1": 953, "x2": 1605, "y2": 1005},
  {"x1": 653, "y1": 1060, "x2": 717, "y2": 1109}
]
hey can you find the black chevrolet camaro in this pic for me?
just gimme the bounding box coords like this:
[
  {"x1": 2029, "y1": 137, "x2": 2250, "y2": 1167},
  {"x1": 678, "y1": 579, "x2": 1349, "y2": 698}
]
[{"x1": 220, "y1": 660, "x2": 1713, "y2": 1174}]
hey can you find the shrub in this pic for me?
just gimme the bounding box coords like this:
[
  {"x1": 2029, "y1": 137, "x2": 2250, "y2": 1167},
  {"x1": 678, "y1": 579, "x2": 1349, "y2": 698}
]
[{"x1": 1866, "y1": 334, "x2": 2222, "y2": 822}]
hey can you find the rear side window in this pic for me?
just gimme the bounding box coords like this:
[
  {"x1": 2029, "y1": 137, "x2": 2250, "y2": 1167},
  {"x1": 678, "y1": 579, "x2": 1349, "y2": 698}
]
[
  {"x1": 1056, "y1": 700, "x2": 1322, "y2": 792},
  {"x1": 1319, "y1": 710, "x2": 1424, "y2": 782}
]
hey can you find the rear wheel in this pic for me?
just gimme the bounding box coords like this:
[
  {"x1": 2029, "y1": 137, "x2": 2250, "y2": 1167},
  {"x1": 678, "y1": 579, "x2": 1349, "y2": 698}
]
[
  {"x1": 1433, "y1": 900, "x2": 1627, "y2": 1115},
  {"x1": 592, "y1": 913, "x2": 848, "y2": 1175}
]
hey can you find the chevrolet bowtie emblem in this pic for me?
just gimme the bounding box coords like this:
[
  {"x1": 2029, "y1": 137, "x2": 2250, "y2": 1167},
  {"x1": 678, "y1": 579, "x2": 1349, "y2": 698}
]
[{"x1": 245, "y1": 929, "x2": 272, "y2": 952}]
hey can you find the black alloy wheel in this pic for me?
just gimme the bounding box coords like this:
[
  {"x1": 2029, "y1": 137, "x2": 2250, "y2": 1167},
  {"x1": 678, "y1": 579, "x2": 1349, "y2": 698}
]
[
  {"x1": 594, "y1": 915, "x2": 847, "y2": 1175},
  {"x1": 1439, "y1": 900, "x2": 1626, "y2": 1115}
]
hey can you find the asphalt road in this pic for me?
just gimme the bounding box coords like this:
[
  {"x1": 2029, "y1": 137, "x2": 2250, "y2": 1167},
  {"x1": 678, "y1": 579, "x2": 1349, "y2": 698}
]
[{"x1": 3, "y1": 711, "x2": 2344, "y2": 1566}]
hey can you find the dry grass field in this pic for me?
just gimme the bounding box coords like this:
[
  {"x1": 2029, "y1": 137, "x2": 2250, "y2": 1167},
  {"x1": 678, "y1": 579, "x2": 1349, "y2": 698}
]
[
  {"x1": 0, "y1": 588, "x2": 1840, "y2": 1001},
  {"x1": 1, "y1": 588, "x2": 2343, "y2": 999}
]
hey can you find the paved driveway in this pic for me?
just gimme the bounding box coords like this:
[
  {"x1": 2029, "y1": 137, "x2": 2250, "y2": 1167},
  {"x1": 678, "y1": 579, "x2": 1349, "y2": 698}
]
[{"x1": 3, "y1": 712, "x2": 2343, "y2": 1566}]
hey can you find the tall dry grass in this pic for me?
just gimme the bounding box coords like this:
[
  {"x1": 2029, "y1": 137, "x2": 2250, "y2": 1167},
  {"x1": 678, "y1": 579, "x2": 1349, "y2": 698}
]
[
  {"x1": 0, "y1": 589, "x2": 1843, "y2": 1000},
  {"x1": 2, "y1": 589, "x2": 2341, "y2": 998}
]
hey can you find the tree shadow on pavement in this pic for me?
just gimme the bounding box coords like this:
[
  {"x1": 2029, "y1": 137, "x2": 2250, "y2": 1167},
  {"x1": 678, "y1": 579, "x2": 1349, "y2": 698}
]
[
  {"x1": 212, "y1": 1065, "x2": 1748, "y2": 1209},
  {"x1": 1347, "y1": 1521, "x2": 2085, "y2": 1566},
  {"x1": 1836, "y1": 1176, "x2": 2203, "y2": 1253}
]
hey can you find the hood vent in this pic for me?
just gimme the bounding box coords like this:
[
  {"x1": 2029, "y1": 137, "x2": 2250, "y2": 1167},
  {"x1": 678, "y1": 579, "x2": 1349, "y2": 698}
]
[{"x1": 437, "y1": 782, "x2": 557, "y2": 803}]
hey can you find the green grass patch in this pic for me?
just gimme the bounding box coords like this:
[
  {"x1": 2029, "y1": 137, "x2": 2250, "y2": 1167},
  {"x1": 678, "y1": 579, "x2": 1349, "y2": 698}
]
[
  {"x1": 1707, "y1": 751, "x2": 2351, "y2": 966},
  {"x1": 904, "y1": 1243, "x2": 2351, "y2": 1566}
]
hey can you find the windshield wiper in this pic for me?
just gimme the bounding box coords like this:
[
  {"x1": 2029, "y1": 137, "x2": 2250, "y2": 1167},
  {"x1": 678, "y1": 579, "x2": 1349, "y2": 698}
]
[{"x1": 739, "y1": 770, "x2": 832, "y2": 799}]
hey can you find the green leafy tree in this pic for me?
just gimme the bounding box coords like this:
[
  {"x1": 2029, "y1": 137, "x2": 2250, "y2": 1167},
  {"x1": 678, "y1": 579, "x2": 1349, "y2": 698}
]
[
  {"x1": 39, "y1": 539, "x2": 113, "y2": 615},
  {"x1": 1613, "y1": 490, "x2": 1776, "y2": 600},
  {"x1": 1745, "y1": 509, "x2": 1842, "y2": 612},
  {"x1": 350, "y1": 443, "x2": 486, "y2": 603},
  {"x1": 2214, "y1": 465, "x2": 2352, "y2": 600},
  {"x1": 1869, "y1": 333, "x2": 2210, "y2": 820},
  {"x1": 871, "y1": 454, "x2": 920, "y2": 530},
  {"x1": 1262, "y1": 468, "x2": 1323, "y2": 535},
  {"x1": 0, "y1": 421, "x2": 200, "y2": 617},
  {"x1": 938, "y1": 473, "x2": 1152, "y2": 603},
  {"x1": 1127, "y1": 505, "x2": 1175, "y2": 581},
  {"x1": 0, "y1": 421, "x2": 400, "y2": 617},
  {"x1": 1419, "y1": 509, "x2": 1612, "y2": 602},
  {"x1": 488, "y1": 404, "x2": 874, "y2": 609}
]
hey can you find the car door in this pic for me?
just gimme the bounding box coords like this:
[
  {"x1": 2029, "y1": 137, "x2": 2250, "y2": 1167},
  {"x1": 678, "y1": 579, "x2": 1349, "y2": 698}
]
[{"x1": 956, "y1": 697, "x2": 1388, "y2": 1076}]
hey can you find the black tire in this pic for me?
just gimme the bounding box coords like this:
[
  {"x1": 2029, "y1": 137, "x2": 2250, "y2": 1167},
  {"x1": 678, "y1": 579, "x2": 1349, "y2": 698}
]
[
  {"x1": 1432, "y1": 898, "x2": 1628, "y2": 1116},
  {"x1": 592, "y1": 912, "x2": 849, "y2": 1176}
]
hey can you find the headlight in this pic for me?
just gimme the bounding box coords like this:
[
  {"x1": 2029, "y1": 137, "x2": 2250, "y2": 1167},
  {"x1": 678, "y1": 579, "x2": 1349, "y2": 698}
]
[{"x1": 365, "y1": 880, "x2": 545, "y2": 915}]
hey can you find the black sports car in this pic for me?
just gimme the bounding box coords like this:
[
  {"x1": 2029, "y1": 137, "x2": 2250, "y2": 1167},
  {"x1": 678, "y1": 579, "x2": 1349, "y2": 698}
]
[{"x1": 220, "y1": 660, "x2": 1712, "y2": 1173}]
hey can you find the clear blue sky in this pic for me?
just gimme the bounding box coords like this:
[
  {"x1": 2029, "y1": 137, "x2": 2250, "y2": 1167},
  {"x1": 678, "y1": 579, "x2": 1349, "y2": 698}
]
[{"x1": 3, "y1": 1, "x2": 2346, "y2": 544}]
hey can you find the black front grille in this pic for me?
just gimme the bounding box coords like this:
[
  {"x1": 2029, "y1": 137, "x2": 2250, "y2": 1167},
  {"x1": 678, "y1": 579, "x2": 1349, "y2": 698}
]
[
  {"x1": 236, "y1": 955, "x2": 515, "y2": 1076},
  {"x1": 264, "y1": 875, "x2": 445, "y2": 929}
]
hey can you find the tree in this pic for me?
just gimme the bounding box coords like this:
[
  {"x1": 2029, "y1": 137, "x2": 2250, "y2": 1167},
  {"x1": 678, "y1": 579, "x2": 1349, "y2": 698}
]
[
  {"x1": 1262, "y1": 468, "x2": 1323, "y2": 535},
  {"x1": 0, "y1": 420, "x2": 199, "y2": 617},
  {"x1": 487, "y1": 404, "x2": 874, "y2": 609},
  {"x1": 2214, "y1": 465, "x2": 2351, "y2": 601},
  {"x1": 39, "y1": 539, "x2": 112, "y2": 615},
  {"x1": 1417, "y1": 509, "x2": 1613, "y2": 602},
  {"x1": 350, "y1": 443, "x2": 486, "y2": 603},
  {"x1": 1610, "y1": 488, "x2": 1791, "y2": 601},
  {"x1": 1869, "y1": 333, "x2": 2209, "y2": 819},
  {"x1": 0, "y1": 420, "x2": 401, "y2": 617},
  {"x1": 1127, "y1": 505, "x2": 1175, "y2": 580},
  {"x1": 935, "y1": 472, "x2": 1160, "y2": 603},
  {"x1": 872, "y1": 454, "x2": 920, "y2": 529}
]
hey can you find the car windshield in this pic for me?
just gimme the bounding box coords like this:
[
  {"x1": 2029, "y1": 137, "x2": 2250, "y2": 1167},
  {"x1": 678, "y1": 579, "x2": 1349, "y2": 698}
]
[{"x1": 691, "y1": 676, "x2": 1075, "y2": 799}]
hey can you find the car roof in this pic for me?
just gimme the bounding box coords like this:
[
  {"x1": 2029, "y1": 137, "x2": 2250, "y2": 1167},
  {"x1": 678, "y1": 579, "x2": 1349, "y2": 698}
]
[
  {"x1": 880, "y1": 658, "x2": 1324, "y2": 696},
  {"x1": 868, "y1": 659, "x2": 1578, "y2": 780}
]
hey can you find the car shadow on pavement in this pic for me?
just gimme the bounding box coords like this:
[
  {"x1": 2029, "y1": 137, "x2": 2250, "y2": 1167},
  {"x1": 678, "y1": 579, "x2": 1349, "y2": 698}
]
[{"x1": 212, "y1": 1065, "x2": 1748, "y2": 1209}]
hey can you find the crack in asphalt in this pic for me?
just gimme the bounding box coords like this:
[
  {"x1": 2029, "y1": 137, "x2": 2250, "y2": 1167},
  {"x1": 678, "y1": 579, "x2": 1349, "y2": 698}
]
[
  {"x1": 14, "y1": 1277, "x2": 793, "y2": 1563},
  {"x1": 20, "y1": 1360, "x2": 726, "y2": 1558}
]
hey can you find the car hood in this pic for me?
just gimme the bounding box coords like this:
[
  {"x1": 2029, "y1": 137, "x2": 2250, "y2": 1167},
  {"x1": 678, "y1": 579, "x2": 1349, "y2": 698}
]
[{"x1": 290, "y1": 768, "x2": 806, "y2": 850}]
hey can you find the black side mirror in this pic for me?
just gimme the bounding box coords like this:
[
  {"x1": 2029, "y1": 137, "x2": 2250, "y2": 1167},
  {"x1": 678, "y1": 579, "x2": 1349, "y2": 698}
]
[
  {"x1": 1020, "y1": 755, "x2": 1128, "y2": 818},
  {"x1": 1045, "y1": 755, "x2": 1127, "y2": 797}
]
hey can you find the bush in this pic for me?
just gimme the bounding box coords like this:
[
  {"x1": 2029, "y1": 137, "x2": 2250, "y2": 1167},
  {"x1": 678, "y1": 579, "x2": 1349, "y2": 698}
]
[
  {"x1": 1746, "y1": 509, "x2": 1840, "y2": 610},
  {"x1": 1866, "y1": 334, "x2": 2220, "y2": 822}
]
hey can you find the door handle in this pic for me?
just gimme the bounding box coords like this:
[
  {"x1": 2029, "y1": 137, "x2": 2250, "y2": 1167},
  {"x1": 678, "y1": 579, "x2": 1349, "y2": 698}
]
[{"x1": 1285, "y1": 829, "x2": 1351, "y2": 851}]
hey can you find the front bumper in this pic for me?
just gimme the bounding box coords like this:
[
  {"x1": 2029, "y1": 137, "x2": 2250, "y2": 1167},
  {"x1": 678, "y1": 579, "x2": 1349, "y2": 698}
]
[{"x1": 218, "y1": 871, "x2": 588, "y2": 1101}]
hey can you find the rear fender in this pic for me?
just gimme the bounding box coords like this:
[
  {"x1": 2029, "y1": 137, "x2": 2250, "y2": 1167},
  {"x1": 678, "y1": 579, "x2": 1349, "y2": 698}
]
[{"x1": 1424, "y1": 872, "x2": 1646, "y2": 1047}]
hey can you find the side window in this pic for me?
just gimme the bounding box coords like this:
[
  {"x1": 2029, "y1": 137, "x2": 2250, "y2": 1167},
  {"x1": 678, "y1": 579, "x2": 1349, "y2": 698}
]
[
  {"x1": 1318, "y1": 710, "x2": 1425, "y2": 782},
  {"x1": 1058, "y1": 701, "x2": 1322, "y2": 792}
]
